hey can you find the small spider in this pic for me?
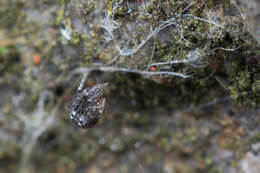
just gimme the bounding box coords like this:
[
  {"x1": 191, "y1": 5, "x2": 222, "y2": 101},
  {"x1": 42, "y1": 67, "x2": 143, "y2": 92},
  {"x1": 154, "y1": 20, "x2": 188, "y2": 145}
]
[{"x1": 69, "y1": 74, "x2": 108, "y2": 128}]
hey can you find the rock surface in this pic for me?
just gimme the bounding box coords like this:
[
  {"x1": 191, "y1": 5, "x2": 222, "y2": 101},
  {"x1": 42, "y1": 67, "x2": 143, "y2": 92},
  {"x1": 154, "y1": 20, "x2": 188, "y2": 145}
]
[{"x1": 0, "y1": 0, "x2": 259, "y2": 173}]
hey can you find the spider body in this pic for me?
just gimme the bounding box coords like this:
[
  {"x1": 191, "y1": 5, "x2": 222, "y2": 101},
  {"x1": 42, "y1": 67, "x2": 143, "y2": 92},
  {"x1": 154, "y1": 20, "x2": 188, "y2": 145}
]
[{"x1": 70, "y1": 75, "x2": 108, "y2": 128}]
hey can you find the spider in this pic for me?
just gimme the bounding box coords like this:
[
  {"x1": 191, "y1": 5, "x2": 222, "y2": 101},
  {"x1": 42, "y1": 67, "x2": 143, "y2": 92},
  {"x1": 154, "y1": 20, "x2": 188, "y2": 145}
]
[{"x1": 69, "y1": 75, "x2": 108, "y2": 128}]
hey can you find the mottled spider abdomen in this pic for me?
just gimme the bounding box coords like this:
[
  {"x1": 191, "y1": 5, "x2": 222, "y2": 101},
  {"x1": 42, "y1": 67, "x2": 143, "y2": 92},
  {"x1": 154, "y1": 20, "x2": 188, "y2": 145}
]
[{"x1": 69, "y1": 76, "x2": 108, "y2": 128}]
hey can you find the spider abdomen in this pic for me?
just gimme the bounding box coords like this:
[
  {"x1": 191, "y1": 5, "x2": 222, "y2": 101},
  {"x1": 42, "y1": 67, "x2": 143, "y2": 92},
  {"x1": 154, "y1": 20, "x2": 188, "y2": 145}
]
[{"x1": 69, "y1": 81, "x2": 108, "y2": 128}]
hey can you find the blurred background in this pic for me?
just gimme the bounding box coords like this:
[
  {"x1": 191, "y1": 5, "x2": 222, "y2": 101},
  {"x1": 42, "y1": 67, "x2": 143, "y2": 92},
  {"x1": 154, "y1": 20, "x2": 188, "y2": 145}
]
[{"x1": 0, "y1": 0, "x2": 259, "y2": 173}]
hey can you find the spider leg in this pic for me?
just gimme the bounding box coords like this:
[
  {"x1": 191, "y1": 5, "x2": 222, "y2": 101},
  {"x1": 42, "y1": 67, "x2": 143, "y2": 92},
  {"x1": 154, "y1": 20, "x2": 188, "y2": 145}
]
[
  {"x1": 101, "y1": 98, "x2": 106, "y2": 108},
  {"x1": 78, "y1": 74, "x2": 88, "y2": 92},
  {"x1": 98, "y1": 98, "x2": 106, "y2": 114},
  {"x1": 102, "y1": 82, "x2": 109, "y2": 87}
]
